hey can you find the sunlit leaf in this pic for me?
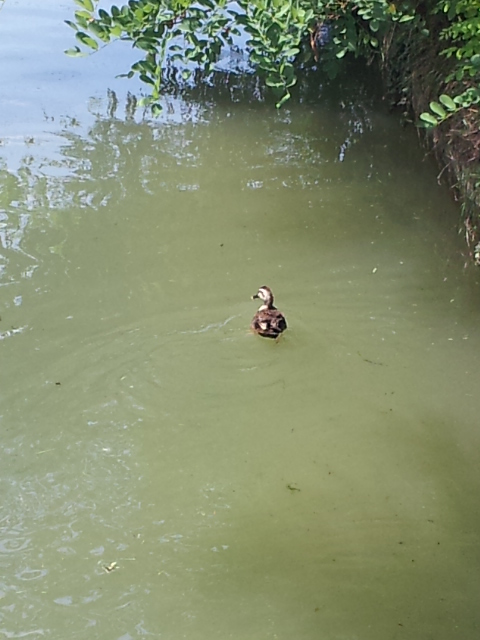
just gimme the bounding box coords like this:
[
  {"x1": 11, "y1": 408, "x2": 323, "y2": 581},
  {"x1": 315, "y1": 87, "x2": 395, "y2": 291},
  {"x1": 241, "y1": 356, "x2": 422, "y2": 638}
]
[
  {"x1": 419, "y1": 112, "x2": 438, "y2": 126},
  {"x1": 275, "y1": 92, "x2": 291, "y2": 109},
  {"x1": 75, "y1": 10, "x2": 92, "y2": 21},
  {"x1": 266, "y1": 75, "x2": 283, "y2": 87},
  {"x1": 429, "y1": 101, "x2": 446, "y2": 118},
  {"x1": 439, "y1": 94, "x2": 457, "y2": 111},
  {"x1": 74, "y1": 0, "x2": 94, "y2": 11}
]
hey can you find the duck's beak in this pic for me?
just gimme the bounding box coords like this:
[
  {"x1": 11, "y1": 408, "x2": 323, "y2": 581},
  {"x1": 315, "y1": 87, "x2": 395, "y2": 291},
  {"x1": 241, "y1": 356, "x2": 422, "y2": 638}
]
[{"x1": 251, "y1": 293, "x2": 259, "y2": 300}]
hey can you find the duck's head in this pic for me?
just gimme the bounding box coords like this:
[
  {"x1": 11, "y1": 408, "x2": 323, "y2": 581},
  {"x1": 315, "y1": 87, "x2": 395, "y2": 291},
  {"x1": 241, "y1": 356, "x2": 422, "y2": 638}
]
[{"x1": 252, "y1": 285, "x2": 274, "y2": 308}]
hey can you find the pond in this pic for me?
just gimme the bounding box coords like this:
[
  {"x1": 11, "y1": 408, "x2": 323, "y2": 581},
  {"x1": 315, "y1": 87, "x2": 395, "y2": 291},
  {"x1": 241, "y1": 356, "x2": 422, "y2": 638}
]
[{"x1": 1, "y1": 2, "x2": 480, "y2": 639}]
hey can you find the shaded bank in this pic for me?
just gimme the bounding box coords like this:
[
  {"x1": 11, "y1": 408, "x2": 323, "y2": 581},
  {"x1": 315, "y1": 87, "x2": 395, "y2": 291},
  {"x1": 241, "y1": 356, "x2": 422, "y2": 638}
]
[{"x1": 383, "y1": 17, "x2": 480, "y2": 266}]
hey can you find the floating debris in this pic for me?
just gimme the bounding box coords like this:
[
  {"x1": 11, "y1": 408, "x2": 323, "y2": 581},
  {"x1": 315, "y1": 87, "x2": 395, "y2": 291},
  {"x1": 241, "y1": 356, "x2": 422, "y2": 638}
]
[{"x1": 287, "y1": 484, "x2": 301, "y2": 492}]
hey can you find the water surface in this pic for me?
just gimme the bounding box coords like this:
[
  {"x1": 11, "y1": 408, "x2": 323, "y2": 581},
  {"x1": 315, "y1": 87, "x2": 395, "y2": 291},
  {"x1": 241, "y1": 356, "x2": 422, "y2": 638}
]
[{"x1": 1, "y1": 2, "x2": 480, "y2": 639}]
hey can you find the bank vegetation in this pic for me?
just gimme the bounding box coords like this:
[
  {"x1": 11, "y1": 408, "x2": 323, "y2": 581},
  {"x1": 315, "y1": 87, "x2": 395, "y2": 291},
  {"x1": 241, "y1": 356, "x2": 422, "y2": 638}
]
[{"x1": 67, "y1": 0, "x2": 480, "y2": 263}]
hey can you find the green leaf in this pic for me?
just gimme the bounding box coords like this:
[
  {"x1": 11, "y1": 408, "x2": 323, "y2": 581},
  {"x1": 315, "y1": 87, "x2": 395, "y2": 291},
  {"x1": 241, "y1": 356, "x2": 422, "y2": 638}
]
[
  {"x1": 471, "y1": 54, "x2": 480, "y2": 68},
  {"x1": 75, "y1": 31, "x2": 99, "y2": 50},
  {"x1": 65, "y1": 46, "x2": 87, "y2": 57},
  {"x1": 139, "y1": 73, "x2": 155, "y2": 85},
  {"x1": 275, "y1": 92, "x2": 291, "y2": 109},
  {"x1": 429, "y1": 101, "x2": 446, "y2": 118},
  {"x1": 88, "y1": 21, "x2": 109, "y2": 41},
  {"x1": 98, "y1": 9, "x2": 111, "y2": 22},
  {"x1": 399, "y1": 14, "x2": 414, "y2": 22},
  {"x1": 75, "y1": 10, "x2": 92, "y2": 20},
  {"x1": 151, "y1": 103, "x2": 162, "y2": 117},
  {"x1": 419, "y1": 112, "x2": 438, "y2": 126},
  {"x1": 65, "y1": 20, "x2": 78, "y2": 31},
  {"x1": 439, "y1": 94, "x2": 457, "y2": 111},
  {"x1": 135, "y1": 38, "x2": 157, "y2": 52},
  {"x1": 266, "y1": 75, "x2": 283, "y2": 88},
  {"x1": 74, "y1": 0, "x2": 94, "y2": 11}
]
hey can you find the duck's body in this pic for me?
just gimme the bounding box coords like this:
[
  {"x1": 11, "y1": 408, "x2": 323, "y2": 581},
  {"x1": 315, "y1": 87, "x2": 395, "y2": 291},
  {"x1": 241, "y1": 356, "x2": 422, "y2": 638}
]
[{"x1": 250, "y1": 286, "x2": 287, "y2": 339}]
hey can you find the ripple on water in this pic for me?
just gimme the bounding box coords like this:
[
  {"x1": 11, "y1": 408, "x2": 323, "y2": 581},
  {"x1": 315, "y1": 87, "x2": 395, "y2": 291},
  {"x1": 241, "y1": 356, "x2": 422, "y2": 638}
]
[
  {"x1": 0, "y1": 537, "x2": 31, "y2": 554},
  {"x1": 15, "y1": 567, "x2": 48, "y2": 581}
]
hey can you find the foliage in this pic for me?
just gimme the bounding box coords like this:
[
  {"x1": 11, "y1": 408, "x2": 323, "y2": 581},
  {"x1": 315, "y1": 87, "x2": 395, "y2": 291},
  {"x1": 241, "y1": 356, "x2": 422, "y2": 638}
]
[
  {"x1": 419, "y1": 0, "x2": 480, "y2": 127},
  {"x1": 66, "y1": 0, "x2": 416, "y2": 112},
  {"x1": 65, "y1": 0, "x2": 480, "y2": 126}
]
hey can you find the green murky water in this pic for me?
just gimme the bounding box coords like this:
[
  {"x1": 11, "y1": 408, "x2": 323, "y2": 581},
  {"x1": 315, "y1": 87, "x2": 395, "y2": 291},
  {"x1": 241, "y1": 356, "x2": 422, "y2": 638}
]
[{"x1": 1, "y1": 2, "x2": 480, "y2": 639}]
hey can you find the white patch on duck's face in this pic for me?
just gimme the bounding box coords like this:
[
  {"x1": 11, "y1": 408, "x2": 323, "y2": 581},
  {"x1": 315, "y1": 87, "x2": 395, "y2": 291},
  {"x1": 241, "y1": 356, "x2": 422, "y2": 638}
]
[{"x1": 256, "y1": 286, "x2": 273, "y2": 305}]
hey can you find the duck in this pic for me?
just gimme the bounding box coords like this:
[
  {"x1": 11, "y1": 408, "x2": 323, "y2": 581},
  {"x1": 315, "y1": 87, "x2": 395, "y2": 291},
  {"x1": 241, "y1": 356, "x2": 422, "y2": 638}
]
[{"x1": 250, "y1": 285, "x2": 287, "y2": 339}]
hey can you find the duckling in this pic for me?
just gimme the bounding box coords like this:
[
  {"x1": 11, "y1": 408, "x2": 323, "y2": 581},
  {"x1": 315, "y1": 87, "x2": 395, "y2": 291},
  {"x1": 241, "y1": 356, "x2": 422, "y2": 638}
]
[{"x1": 250, "y1": 285, "x2": 287, "y2": 339}]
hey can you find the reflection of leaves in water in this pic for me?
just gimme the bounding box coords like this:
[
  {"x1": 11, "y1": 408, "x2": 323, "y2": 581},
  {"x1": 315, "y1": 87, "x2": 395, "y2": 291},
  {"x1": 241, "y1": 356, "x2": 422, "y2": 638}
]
[{"x1": 0, "y1": 68, "x2": 377, "y2": 285}]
